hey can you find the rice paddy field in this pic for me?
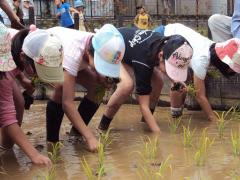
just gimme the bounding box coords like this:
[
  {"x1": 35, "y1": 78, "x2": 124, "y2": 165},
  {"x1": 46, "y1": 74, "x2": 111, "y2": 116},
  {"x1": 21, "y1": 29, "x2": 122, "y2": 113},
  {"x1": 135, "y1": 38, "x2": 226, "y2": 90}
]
[{"x1": 0, "y1": 101, "x2": 240, "y2": 180}]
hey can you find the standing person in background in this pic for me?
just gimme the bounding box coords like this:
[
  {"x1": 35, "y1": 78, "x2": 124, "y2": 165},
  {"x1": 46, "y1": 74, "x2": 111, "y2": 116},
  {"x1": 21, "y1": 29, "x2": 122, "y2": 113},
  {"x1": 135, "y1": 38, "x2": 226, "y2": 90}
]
[
  {"x1": 134, "y1": 6, "x2": 152, "y2": 30},
  {"x1": 208, "y1": 0, "x2": 240, "y2": 42},
  {"x1": 22, "y1": 0, "x2": 33, "y2": 26},
  {"x1": 54, "y1": 0, "x2": 78, "y2": 28},
  {"x1": 13, "y1": 0, "x2": 24, "y2": 25},
  {"x1": 73, "y1": 0, "x2": 86, "y2": 31}
]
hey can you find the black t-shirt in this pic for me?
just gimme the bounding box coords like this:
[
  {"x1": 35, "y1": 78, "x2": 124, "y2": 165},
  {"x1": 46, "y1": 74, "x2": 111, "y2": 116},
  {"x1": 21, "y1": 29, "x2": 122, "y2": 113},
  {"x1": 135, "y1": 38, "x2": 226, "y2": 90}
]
[{"x1": 118, "y1": 27, "x2": 164, "y2": 95}]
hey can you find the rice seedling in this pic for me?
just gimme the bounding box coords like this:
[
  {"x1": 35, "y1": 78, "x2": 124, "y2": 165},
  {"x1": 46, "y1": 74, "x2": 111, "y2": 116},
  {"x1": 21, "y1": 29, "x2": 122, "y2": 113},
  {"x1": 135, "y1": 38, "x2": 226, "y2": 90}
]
[
  {"x1": 99, "y1": 128, "x2": 112, "y2": 149},
  {"x1": 155, "y1": 154, "x2": 173, "y2": 179},
  {"x1": 137, "y1": 154, "x2": 173, "y2": 180},
  {"x1": 230, "y1": 105, "x2": 240, "y2": 121},
  {"x1": 214, "y1": 107, "x2": 233, "y2": 139},
  {"x1": 182, "y1": 120, "x2": 196, "y2": 148},
  {"x1": 230, "y1": 170, "x2": 240, "y2": 180},
  {"x1": 194, "y1": 128, "x2": 214, "y2": 166},
  {"x1": 96, "y1": 143, "x2": 106, "y2": 178},
  {"x1": 141, "y1": 136, "x2": 159, "y2": 165},
  {"x1": 186, "y1": 83, "x2": 197, "y2": 97},
  {"x1": 168, "y1": 117, "x2": 182, "y2": 134},
  {"x1": 35, "y1": 166, "x2": 57, "y2": 180},
  {"x1": 231, "y1": 129, "x2": 240, "y2": 157},
  {"x1": 81, "y1": 156, "x2": 95, "y2": 180},
  {"x1": 207, "y1": 69, "x2": 221, "y2": 79},
  {"x1": 48, "y1": 142, "x2": 63, "y2": 164}
]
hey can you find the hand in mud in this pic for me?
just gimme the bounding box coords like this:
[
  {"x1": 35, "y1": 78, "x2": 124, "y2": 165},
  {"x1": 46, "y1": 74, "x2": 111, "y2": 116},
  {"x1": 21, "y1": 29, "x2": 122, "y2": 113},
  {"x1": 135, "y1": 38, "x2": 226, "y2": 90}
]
[
  {"x1": 31, "y1": 154, "x2": 52, "y2": 166},
  {"x1": 86, "y1": 137, "x2": 98, "y2": 152}
]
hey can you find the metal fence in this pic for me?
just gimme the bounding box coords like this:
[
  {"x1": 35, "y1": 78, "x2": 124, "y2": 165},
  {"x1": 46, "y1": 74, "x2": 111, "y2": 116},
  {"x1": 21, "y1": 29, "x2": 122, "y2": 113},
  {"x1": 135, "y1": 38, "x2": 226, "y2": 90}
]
[{"x1": 33, "y1": 0, "x2": 234, "y2": 19}]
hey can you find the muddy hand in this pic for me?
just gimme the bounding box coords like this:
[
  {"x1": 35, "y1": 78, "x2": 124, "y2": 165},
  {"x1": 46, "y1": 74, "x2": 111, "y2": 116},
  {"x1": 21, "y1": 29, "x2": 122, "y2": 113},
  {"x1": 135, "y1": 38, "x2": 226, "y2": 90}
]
[
  {"x1": 86, "y1": 137, "x2": 99, "y2": 152},
  {"x1": 32, "y1": 154, "x2": 52, "y2": 166}
]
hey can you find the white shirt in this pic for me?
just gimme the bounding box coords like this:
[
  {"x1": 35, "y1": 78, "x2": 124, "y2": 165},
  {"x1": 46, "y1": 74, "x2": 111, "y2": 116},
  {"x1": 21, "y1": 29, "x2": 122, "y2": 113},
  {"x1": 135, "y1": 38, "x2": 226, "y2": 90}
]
[
  {"x1": 47, "y1": 27, "x2": 94, "y2": 77},
  {"x1": 22, "y1": 0, "x2": 34, "y2": 19},
  {"x1": 164, "y1": 23, "x2": 214, "y2": 80},
  {"x1": 0, "y1": 0, "x2": 13, "y2": 26}
]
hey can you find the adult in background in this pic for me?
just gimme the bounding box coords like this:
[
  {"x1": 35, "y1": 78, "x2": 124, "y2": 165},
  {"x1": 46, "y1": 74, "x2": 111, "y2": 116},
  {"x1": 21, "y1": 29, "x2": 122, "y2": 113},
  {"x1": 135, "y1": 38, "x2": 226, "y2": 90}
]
[
  {"x1": 22, "y1": 0, "x2": 34, "y2": 26},
  {"x1": 208, "y1": 0, "x2": 240, "y2": 42}
]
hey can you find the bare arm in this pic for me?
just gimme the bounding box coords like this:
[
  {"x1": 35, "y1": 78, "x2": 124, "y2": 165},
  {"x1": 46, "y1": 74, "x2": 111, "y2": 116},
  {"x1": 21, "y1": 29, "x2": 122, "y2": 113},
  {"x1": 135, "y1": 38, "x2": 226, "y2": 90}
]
[
  {"x1": 0, "y1": 0, "x2": 24, "y2": 29},
  {"x1": 193, "y1": 74, "x2": 217, "y2": 121},
  {"x1": 69, "y1": 7, "x2": 79, "y2": 14},
  {"x1": 16, "y1": 72, "x2": 35, "y2": 95},
  {"x1": 62, "y1": 71, "x2": 98, "y2": 151},
  {"x1": 138, "y1": 95, "x2": 161, "y2": 133}
]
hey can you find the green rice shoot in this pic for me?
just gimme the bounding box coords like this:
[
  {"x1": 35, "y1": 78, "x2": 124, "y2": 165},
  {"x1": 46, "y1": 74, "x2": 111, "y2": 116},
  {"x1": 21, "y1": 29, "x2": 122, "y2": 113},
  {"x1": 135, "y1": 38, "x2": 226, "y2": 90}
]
[
  {"x1": 182, "y1": 119, "x2": 196, "y2": 148},
  {"x1": 194, "y1": 128, "x2": 214, "y2": 166},
  {"x1": 81, "y1": 156, "x2": 95, "y2": 180},
  {"x1": 48, "y1": 142, "x2": 63, "y2": 164},
  {"x1": 214, "y1": 107, "x2": 234, "y2": 139},
  {"x1": 231, "y1": 128, "x2": 240, "y2": 157},
  {"x1": 168, "y1": 117, "x2": 182, "y2": 134}
]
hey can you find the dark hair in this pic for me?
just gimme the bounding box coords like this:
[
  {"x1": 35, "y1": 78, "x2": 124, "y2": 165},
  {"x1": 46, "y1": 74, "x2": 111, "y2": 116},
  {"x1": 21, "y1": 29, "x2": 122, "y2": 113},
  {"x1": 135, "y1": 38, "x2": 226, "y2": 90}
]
[
  {"x1": 88, "y1": 37, "x2": 95, "y2": 57},
  {"x1": 11, "y1": 28, "x2": 30, "y2": 71},
  {"x1": 210, "y1": 43, "x2": 236, "y2": 78},
  {"x1": 150, "y1": 36, "x2": 171, "y2": 63},
  {"x1": 0, "y1": 72, "x2": 6, "y2": 79}
]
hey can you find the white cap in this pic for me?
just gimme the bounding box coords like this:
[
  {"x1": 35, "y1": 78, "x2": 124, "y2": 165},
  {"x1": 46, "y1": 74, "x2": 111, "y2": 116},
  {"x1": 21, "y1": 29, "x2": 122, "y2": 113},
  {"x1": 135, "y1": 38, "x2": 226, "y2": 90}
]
[
  {"x1": 92, "y1": 24, "x2": 125, "y2": 78},
  {"x1": 22, "y1": 29, "x2": 64, "y2": 83}
]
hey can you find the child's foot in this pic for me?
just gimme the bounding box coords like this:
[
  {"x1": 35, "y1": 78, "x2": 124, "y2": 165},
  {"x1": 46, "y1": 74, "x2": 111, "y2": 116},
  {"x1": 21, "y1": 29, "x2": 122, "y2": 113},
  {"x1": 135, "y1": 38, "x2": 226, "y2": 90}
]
[{"x1": 31, "y1": 154, "x2": 52, "y2": 166}]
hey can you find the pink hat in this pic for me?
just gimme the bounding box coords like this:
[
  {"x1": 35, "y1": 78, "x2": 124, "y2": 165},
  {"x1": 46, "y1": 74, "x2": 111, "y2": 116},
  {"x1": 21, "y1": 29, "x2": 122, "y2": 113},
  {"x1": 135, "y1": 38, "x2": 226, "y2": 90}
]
[
  {"x1": 215, "y1": 38, "x2": 240, "y2": 73},
  {"x1": 163, "y1": 35, "x2": 193, "y2": 82}
]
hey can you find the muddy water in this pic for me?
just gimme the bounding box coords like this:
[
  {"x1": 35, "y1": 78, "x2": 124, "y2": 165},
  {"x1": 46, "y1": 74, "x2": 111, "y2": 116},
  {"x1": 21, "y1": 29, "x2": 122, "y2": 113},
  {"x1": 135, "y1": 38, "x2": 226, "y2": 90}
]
[{"x1": 0, "y1": 101, "x2": 240, "y2": 180}]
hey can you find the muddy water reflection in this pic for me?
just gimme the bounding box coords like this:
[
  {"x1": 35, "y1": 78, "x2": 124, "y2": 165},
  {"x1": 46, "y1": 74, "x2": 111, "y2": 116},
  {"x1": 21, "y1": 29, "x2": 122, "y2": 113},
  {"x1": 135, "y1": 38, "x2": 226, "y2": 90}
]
[{"x1": 0, "y1": 101, "x2": 240, "y2": 180}]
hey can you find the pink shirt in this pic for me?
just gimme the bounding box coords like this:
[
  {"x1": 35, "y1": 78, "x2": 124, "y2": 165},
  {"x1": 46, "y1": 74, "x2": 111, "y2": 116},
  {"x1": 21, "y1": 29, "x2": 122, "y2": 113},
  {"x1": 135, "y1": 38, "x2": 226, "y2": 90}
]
[{"x1": 0, "y1": 70, "x2": 17, "y2": 127}]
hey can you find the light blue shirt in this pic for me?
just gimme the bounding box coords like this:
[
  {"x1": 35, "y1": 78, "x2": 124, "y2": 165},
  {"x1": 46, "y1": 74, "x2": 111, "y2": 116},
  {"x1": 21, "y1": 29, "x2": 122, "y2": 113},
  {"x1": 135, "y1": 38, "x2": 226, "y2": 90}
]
[{"x1": 231, "y1": 0, "x2": 240, "y2": 38}]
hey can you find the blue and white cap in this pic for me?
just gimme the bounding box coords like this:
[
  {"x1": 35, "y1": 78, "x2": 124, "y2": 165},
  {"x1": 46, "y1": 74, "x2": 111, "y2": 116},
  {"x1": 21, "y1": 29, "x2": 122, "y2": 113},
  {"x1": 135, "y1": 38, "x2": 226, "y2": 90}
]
[
  {"x1": 74, "y1": 0, "x2": 85, "y2": 8},
  {"x1": 92, "y1": 24, "x2": 125, "y2": 78}
]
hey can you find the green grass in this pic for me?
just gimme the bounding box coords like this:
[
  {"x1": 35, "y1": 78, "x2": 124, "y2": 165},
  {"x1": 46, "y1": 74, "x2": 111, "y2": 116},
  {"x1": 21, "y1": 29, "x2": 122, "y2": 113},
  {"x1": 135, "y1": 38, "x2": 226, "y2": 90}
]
[
  {"x1": 81, "y1": 156, "x2": 95, "y2": 180},
  {"x1": 214, "y1": 107, "x2": 233, "y2": 139},
  {"x1": 168, "y1": 117, "x2": 182, "y2": 134},
  {"x1": 182, "y1": 120, "x2": 196, "y2": 148},
  {"x1": 231, "y1": 129, "x2": 240, "y2": 157},
  {"x1": 194, "y1": 128, "x2": 214, "y2": 166},
  {"x1": 48, "y1": 142, "x2": 63, "y2": 164}
]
